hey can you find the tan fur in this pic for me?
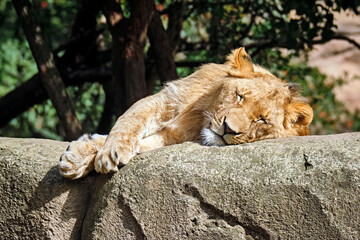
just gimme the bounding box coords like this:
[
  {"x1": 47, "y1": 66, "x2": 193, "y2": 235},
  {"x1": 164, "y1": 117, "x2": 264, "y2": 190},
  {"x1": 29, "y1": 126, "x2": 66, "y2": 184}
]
[{"x1": 59, "y1": 47, "x2": 313, "y2": 179}]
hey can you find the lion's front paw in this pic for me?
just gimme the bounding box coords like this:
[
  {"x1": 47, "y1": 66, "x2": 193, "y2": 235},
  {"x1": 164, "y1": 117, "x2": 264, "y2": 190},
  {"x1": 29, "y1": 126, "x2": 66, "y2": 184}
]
[
  {"x1": 94, "y1": 142, "x2": 135, "y2": 174},
  {"x1": 59, "y1": 134, "x2": 106, "y2": 179},
  {"x1": 60, "y1": 150, "x2": 96, "y2": 180}
]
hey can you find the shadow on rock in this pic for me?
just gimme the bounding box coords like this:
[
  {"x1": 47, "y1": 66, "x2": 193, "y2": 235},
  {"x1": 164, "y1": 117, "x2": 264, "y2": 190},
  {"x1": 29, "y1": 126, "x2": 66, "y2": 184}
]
[{"x1": 27, "y1": 165, "x2": 99, "y2": 239}]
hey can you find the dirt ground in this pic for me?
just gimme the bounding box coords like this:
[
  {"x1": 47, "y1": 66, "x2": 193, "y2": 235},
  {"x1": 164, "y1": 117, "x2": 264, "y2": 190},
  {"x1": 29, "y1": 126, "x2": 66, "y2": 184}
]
[{"x1": 308, "y1": 11, "x2": 360, "y2": 113}]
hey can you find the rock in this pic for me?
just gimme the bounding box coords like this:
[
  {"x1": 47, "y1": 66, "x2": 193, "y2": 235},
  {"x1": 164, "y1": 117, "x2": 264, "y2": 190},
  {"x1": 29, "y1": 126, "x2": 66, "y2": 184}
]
[
  {"x1": 1, "y1": 133, "x2": 360, "y2": 239},
  {"x1": 0, "y1": 138, "x2": 97, "y2": 239}
]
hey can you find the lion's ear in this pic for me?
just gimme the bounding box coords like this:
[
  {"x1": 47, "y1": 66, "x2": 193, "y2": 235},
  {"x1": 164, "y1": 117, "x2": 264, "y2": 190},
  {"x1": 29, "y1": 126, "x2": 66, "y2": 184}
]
[
  {"x1": 286, "y1": 102, "x2": 313, "y2": 126},
  {"x1": 227, "y1": 47, "x2": 254, "y2": 72}
]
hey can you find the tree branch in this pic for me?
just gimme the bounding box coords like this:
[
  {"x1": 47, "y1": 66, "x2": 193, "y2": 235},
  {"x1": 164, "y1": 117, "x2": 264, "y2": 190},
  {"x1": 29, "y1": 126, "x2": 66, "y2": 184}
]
[
  {"x1": 178, "y1": 41, "x2": 211, "y2": 51},
  {"x1": 175, "y1": 61, "x2": 206, "y2": 68},
  {"x1": 53, "y1": 29, "x2": 104, "y2": 55},
  {"x1": 0, "y1": 67, "x2": 111, "y2": 128},
  {"x1": 12, "y1": 0, "x2": 83, "y2": 140},
  {"x1": 313, "y1": 34, "x2": 360, "y2": 50}
]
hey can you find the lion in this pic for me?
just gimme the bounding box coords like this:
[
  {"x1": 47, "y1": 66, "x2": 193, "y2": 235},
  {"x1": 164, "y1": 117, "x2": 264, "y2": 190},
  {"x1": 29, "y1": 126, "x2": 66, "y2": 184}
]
[{"x1": 59, "y1": 47, "x2": 313, "y2": 179}]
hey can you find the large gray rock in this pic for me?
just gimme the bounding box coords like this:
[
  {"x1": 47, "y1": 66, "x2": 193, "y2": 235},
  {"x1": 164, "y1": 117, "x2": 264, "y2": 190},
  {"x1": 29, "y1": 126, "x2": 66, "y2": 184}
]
[
  {"x1": 1, "y1": 133, "x2": 360, "y2": 239},
  {"x1": 0, "y1": 138, "x2": 97, "y2": 239}
]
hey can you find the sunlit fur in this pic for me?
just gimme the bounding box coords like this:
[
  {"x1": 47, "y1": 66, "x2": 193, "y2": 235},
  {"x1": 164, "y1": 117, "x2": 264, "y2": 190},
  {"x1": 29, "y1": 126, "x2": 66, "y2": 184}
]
[{"x1": 59, "y1": 47, "x2": 313, "y2": 179}]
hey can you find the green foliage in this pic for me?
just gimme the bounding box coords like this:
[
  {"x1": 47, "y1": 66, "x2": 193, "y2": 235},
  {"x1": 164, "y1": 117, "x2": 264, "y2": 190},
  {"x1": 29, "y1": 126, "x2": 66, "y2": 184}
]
[
  {"x1": 0, "y1": 39, "x2": 37, "y2": 95},
  {"x1": 68, "y1": 83, "x2": 105, "y2": 134},
  {"x1": 0, "y1": 0, "x2": 103, "y2": 140},
  {"x1": 31, "y1": 0, "x2": 79, "y2": 48},
  {"x1": 0, "y1": 0, "x2": 38, "y2": 93},
  {"x1": 0, "y1": 83, "x2": 105, "y2": 140}
]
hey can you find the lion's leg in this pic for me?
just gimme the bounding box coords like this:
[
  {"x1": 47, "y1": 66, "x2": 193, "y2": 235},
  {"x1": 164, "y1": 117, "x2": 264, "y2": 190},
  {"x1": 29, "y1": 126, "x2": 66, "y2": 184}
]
[
  {"x1": 138, "y1": 133, "x2": 166, "y2": 153},
  {"x1": 94, "y1": 94, "x2": 167, "y2": 173},
  {"x1": 59, "y1": 134, "x2": 107, "y2": 179}
]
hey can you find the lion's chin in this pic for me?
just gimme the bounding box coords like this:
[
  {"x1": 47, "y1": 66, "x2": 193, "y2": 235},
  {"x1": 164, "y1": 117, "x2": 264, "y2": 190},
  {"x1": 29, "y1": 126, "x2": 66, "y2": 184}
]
[{"x1": 201, "y1": 128, "x2": 226, "y2": 146}]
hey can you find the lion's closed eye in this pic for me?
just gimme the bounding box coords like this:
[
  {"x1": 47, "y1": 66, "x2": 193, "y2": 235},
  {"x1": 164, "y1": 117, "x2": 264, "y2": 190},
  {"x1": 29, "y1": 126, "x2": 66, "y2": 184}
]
[
  {"x1": 236, "y1": 94, "x2": 243, "y2": 103},
  {"x1": 256, "y1": 118, "x2": 268, "y2": 124}
]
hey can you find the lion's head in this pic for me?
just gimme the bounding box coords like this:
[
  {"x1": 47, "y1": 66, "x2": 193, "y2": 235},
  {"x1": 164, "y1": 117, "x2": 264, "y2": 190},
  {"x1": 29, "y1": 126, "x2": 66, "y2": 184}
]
[{"x1": 201, "y1": 48, "x2": 313, "y2": 146}]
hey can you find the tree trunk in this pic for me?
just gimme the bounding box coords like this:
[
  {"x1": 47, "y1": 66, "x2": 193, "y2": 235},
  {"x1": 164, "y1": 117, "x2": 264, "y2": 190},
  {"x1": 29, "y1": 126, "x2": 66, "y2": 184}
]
[
  {"x1": 148, "y1": 11, "x2": 178, "y2": 85},
  {"x1": 123, "y1": 0, "x2": 154, "y2": 107},
  {"x1": 12, "y1": 0, "x2": 82, "y2": 140},
  {"x1": 101, "y1": 0, "x2": 128, "y2": 122},
  {"x1": 167, "y1": 2, "x2": 186, "y2": 51},
  {"x1": 101, "y1": 0, "x2": 154, "y2": 116},
  {"x1": 61, "y1": 0, "x2": 102, "y2": 68}
]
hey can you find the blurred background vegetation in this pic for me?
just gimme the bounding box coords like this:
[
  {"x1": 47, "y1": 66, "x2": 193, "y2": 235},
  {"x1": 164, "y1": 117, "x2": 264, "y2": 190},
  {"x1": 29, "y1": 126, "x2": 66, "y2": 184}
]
[{"x1": 0, "y1": 0, "x2": 359, "y2": 140}]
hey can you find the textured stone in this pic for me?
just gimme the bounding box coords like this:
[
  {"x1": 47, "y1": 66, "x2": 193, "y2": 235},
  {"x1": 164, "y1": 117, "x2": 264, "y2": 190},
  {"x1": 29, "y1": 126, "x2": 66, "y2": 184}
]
[
  {"x1": 1, "y1": 133, "x2": 360, "y2": 239},
  {"x1": 0, "y1": 138, "x2": 96, "y2": 240}
]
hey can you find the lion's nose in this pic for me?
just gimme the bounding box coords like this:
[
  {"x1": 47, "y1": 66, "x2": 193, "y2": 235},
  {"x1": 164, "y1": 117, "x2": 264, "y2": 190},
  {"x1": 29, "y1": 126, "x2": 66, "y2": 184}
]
[{"x1": 224, "y1": 121, "x2": 237, "y2": 134}]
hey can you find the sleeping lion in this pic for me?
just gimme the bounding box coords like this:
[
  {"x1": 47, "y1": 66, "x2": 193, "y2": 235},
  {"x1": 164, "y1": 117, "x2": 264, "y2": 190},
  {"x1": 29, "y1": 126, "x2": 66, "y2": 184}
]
[{"x1": 59, "y1": 47, "x2": 313, "y2": 179}]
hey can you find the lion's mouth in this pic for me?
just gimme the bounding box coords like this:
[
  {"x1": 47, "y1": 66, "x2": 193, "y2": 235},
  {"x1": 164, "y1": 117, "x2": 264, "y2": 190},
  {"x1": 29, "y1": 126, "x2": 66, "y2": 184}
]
[
  {"x1": 201, "y1": 127, "x2": 239, "y2": 146},
  {"x1": 201, "y1": 118, "x2": 242, "y2": 146}
]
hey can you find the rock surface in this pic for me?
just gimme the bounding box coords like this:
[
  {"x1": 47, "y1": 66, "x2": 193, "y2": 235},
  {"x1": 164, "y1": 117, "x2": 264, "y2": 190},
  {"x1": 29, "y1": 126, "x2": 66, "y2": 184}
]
[{"x1": 1, "y1": 133, "x2": 360, "y2": 239}]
